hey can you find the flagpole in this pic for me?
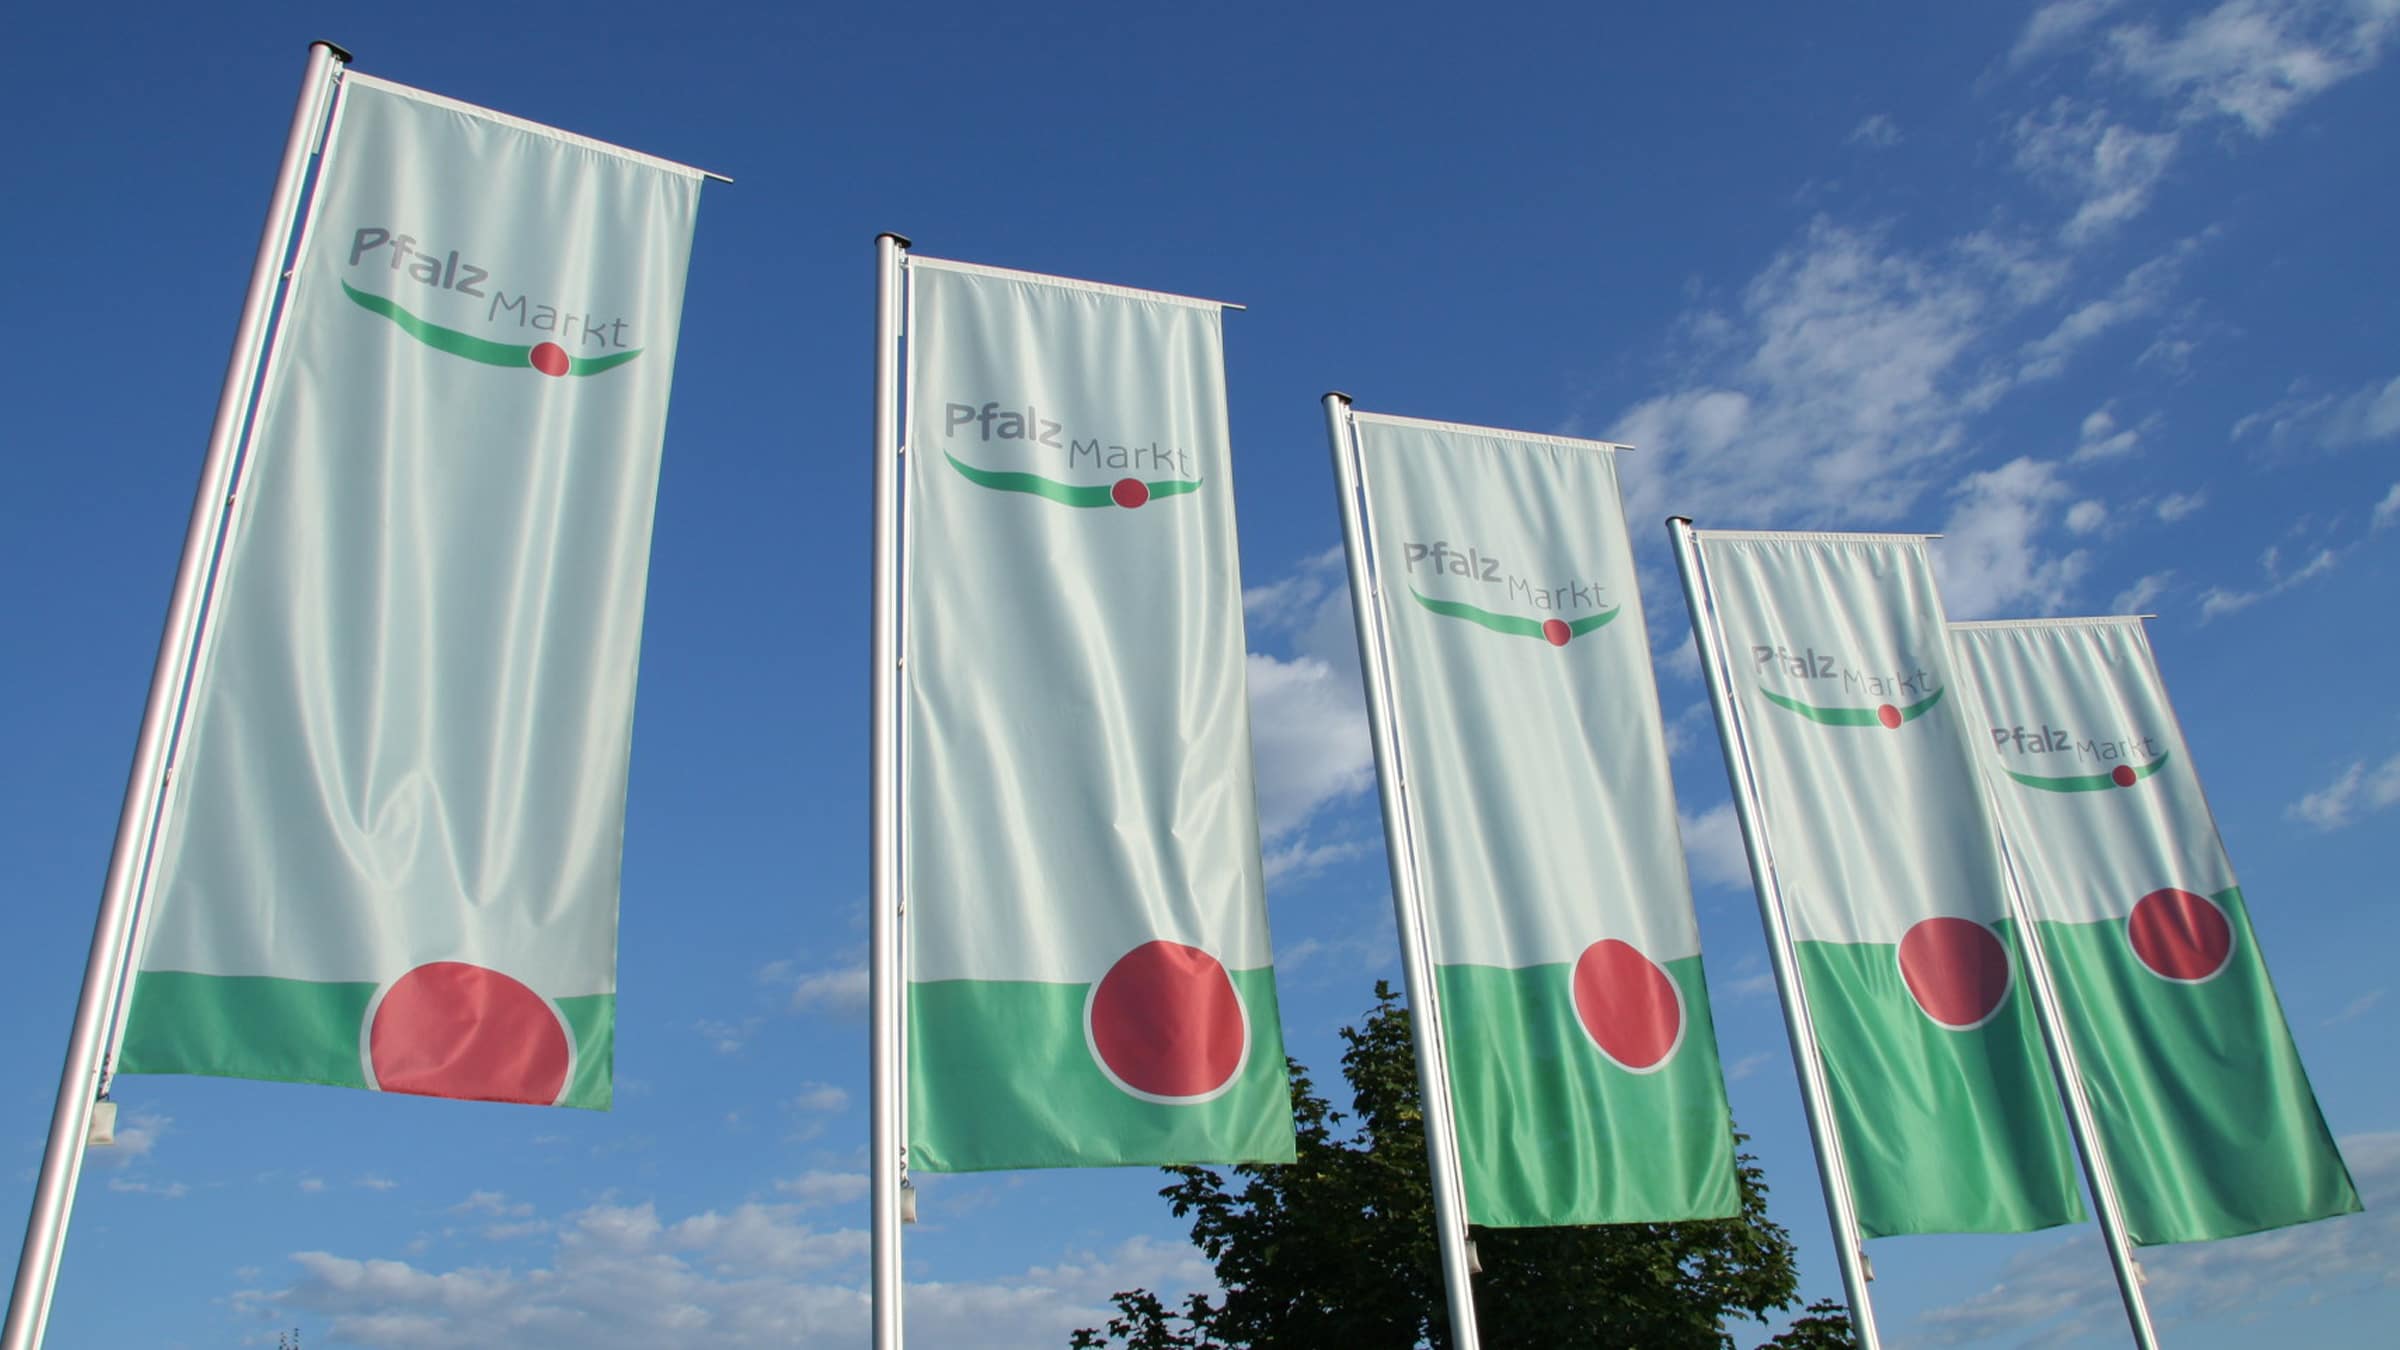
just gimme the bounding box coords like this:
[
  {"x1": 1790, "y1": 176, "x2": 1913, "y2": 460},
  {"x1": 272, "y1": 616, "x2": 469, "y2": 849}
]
[
  {"x1": 868, "y1": 230, "x2": 911, "y2": 1350},
  {"x1": 2, "y1": 41, "x2": 350, "y2": 1350},
  {"x1": 1667, "y1": 518, "x2": 1883, "y2": 1350},
  {"x1": 1989, "y1": 821, "x2": 2161, "y2": 1349},
  {"x1": 1324, "y1": 393, "x2": 1484, "y2": 1350}
]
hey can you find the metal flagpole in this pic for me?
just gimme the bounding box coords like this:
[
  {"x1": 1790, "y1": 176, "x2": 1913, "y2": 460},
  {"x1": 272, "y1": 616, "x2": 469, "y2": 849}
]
[
  {"x1": 1667, "y1": 518, "x2": 1883, "y2": 1350},
  {"x1": 3, "y1": 41, "x2": 351, "y2": 1350},
  {"x1": 868, "y1": 230, "x2": 911, "y2": 1350},
  {"x1": 1991, "y1": 826, "x2": 2161, "y2": 1348},
  {"x1": 1323, "y1": 393, "x2": 1483, "y2": 1350}
]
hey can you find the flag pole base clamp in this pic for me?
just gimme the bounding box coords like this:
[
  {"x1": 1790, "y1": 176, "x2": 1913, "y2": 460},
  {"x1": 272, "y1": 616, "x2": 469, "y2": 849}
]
[{"x1": 85, "y1": 1100, "x2": 117, "y2": 1148}]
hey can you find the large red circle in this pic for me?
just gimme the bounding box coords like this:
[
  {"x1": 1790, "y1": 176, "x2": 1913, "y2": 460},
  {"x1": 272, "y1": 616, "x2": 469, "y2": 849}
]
[
  {"x1": 2127, "y1": 889, "x2": 2233, "y2": 981},
  {"x1": 1087, "y1": 941, "x2": 1247, "y2": 1100},
  {"x1": 366, "y1": 962, "x2": 571, "y2": 1104},
  {"x1": 1111, "y1": 477, "x2": 1150, "y2": 509},
  {"x1": 1897, "y1": 918, "x2": 2012, "y2": 1029},
  {"x1": 1541, "y1": 618, "x2": 1572, "y2": 647},
  {"x1": 528, "y1": 342, "x2": 570, "y2": 377},
  {"x1": 1876, "y1": 704, "x2": 1902, "y2": 729},
  {"x1": 1571, "y1": 939, "x2": 1683, "y2": 1071},
  {"x1": 2111, "y1": 765, "x2": 2138, "y2": 788}
]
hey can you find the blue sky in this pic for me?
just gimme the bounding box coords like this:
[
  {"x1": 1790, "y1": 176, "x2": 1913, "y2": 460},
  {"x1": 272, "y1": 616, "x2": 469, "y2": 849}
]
[{"x1": 3, "y1": 1, "x2": 2397, "y2": 1345}]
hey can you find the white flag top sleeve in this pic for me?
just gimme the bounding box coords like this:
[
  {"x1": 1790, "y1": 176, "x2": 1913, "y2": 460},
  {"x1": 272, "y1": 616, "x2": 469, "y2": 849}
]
[
  {"x1": 117, "y1": 74, "x2": 705, "y2": 1109},
  {"x1": 902, "y1": 258, "x2": 1293, "y2": 1171}
]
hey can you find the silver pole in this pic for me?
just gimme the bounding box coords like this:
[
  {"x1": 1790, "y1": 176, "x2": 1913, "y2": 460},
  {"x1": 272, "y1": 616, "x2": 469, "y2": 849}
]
[
  {"x1": 1322, "y1": 393, "x2": 1483, "y2": 1350},
  {"x1": 1991, "y1": 836, "x2": 2161, "y2": 1347},
  {"x1": 2, "y1": 41, "x2": 350, "y2": 1350},
  {"x1": 868, "y1": 230, "x2": 910, "y2": 1350},
  {"x1": 1666, "y1": 518, "x2": 1882, "y2": 1350}
]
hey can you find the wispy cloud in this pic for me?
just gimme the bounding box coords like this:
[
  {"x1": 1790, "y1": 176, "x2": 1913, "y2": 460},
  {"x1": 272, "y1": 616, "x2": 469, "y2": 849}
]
[
  {"x1": 2011, "y1": 97, "x2": 2181, "y2": 242},
  {"x1": 2155, "y1": 490, "x2": 2205, "y2": 522},
  {"x1": 2010, "y1": 0, "x2": 2128, "y2": 68},
  {"x1": 2287, "y1": 751, "x2": 2400, "y2": 831},
  {"x1": 1919, "y1": 1131, "x2": 2400, "y2": 1345},
  {"x1": 2326, "y1": 989, "x2": 2385, "y2": 1027},
  {"x1": 1847, "y1": 113, "x2": 1901, "y2": 148},
  {"x1": 1935, "y1": 458, "x2": 2092, "y2": 619},
  {"x1": 2106, "y1": 0, "x2": 2400, "y2": 135},
  {"x1": 2374, "y1": 483, "x2": 2400, "y2": 530},
  {"x1": 2235, "y1": 373, "x2": 2400, "y2": 455},
  {"x1": 2198, "y1": 542, "x2": 2337, "y2": 620}
]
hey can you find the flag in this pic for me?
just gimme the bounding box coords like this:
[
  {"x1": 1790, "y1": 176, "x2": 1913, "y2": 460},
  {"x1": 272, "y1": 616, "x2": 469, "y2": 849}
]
[
  {"x1": 116, "y1": 74, "x2": 706, "y2": 1109},
  {"x1": 902, "y1": 258, "x2": 1293, "y2": 1171},
  {"x1": 1350, "y1": 414, "x2": 1737, "y2": 1225},
  {"x1": 1952, "y1": 617, "x2": 2359, "y2": 1242},
  {"x1": 1690, "y1": 532, "x2": 2084, "y2": 1235}
]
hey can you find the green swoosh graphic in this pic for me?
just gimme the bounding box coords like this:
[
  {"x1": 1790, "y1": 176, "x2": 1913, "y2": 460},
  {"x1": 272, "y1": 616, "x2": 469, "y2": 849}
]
[
  {"x1": 342, "y1": 282, "x2": 643, "y2": 376},
  {"x1": 1410, "y1": 588, "x2": 1619, "y2": 640},
  {"x1": 1761, "y1": 685, "x2": 1945, "y2": 726},
  {"x1": 2005, "y1": 752, "x2": 2171, "y2": 792},
  {"x1": 944, "y1": 451, "x2": 1201, "y2": 506}
]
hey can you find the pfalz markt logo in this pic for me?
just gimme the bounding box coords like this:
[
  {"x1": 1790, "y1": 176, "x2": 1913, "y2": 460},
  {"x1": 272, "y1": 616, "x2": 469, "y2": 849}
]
[
  {"x1": 1989, "y1": 722, "x2": 2171, "y2": 792},
  {"x1": 940, "y1": 400, "x2": 1202, "y2": 509},
  {"x1": 341, "y1": 227, "x2": 642, "y2": 379},
  {"x1": 1752, "y1": 644, "x2": 1942, "y2": 729},
  {"x1": 1403, "y1": 540, "x2": 1618, "y2": 648}
]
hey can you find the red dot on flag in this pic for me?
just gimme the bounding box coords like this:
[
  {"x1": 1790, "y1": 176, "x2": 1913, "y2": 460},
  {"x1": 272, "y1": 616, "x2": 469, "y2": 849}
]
[
  {"x1": 1897, "y1": 917, "x2": 2012, "y2": 1029},
  {"x1": 366, "y1": 962, "x2": 571, "y2": 1105},
  {"x1": 2111, "y1": 765, "x2": 2138, "y2": 788},
  {"x1": 1571, "y1": 939, "x2": 1683, "y2": 1071},
  {"x1": 1087, "y1": 941, "x2": 1247, "y2": 1100},
  {"x1": 1111, "y1": 477, "x2": 1150, "y2": 509},
  {"x1": 1876, "y1": 704, "x2": 1903, "y2": 729},
  {"x1": 528, "y1": 342, "x2": 571, "y2": 377},
  {"x1": 1542, "y1": 619, "x2": 1572, "y2": 647},
  {"x1": 2127, "y1": 888, "x2": 2233, "y2": 981}
]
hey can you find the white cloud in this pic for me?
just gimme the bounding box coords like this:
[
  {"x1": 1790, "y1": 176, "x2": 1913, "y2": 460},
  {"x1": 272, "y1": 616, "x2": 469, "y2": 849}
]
[
  {"x1": 1919, "y1": 1130, "x2": 2400, "y2": 1345},
  {"x1": 774, "y1": 1171, "x2": 869, "y2": 1209},
  {"x1": 2065, "y1": 500, "x2": 2107, "y2": 534},
  {"x1": 1934, "y1": 458, "x2": 2091, "y2": 619},
  {"x1": 2374, "y1": 483, "x2": 2400, "y2": 530},
  {"x1": 1244, "y1": 651, "x2": 1372, "y2": 842},
  {"x1": 2107, "y1": 0, "x2": 2400, "y2": 135},
  {"x1": 2015, "y1": 244, "x2": 2194, "y2": 385},
  {"x1": 2011, "y1": 97, "x2": 2182, "y2": 241},
  {"x1": 299, "y1": 1178, "x2": 326, "y2": 1194},
  {"x1": 453, "y1": 1190, "x2": 534, "y2": 1219},
  {"x1": 248, "y1": 1198, "x2": 1213, "y2": 1350},
  {"x1": 105, "y1": 1176, "x2": 188, "y2": 1199},
  {"x1": 1679, "y1": 802, "x2": 1752, "y2": 891},
  {"x1": 357, "y1": 1176, "x2": 399, "y2": 1192},
  {"x1": 784, "y1": 1082, "x2": 849, "y2": 1114},
  {"x1": 2197, "y1": 544, "x2": 2336, "y2": 620},
  {"x1": 2011, "y1": 0, "x2": 2127, "y2": 67},
  {"x1": 88, "y1": 1107, "x2": 167, "y2": 1168},
  {"x1": 1847, "y1": 113, "x2": 1901, "y2": 148},
  {"x1": 2327, "y1": 989, "x2": 2386, "y2": 1026},
  {"x1": 1262, "y1": 833, "x2": 1370, "y2": 882},
  {"x1": 1726, "y1": 1051, "x2": 1777, "y2": 1083},
  {"x1": 786, "y1": 965, "x2": 869, "y2": 1018},
  {"x1": 2287, "y1": 752, "x2": 2400, "y2": 831},
  {"x1": 2111, "y1": 570, "x2": 2174, "y2": 613},
  {"x1": 2236, "y1": 373, "x2": 2400, "y2": 454},
  {"x1": 2155, "y1": 490, "x2": 2205, "y2": 522},
  {"x1": 2071, "y1": 405, "x2": 2148, "y2": 461}
]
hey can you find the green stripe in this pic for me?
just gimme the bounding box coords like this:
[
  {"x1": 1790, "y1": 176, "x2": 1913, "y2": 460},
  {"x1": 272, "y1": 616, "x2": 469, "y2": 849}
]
[
  {"x1": 1437, "y1": 957, "x2": 1738, "y2": 1226},
  {"x1": 907, "y1": 967, "x2": 1295, "y2": 1171},
  {"x1": 341, "y1": 282, "x2": 643, "y2": 377},
  {"x1": 1410, "y1": 588, "x2": 1620, "y2": 640},
  {"x1": 2005, "y1": 752, "x2": 2171, "y2": 793},
  {"x1": 116, "y1": 971, "x2": 613, "y2": 1110},
  {"x1": 1762, "y1": 685, "x2": 1945, "y2": 726},
  {"x1": 943, "y1": 451, "x2": 1202, "y2": 507},
  {"x1": 1796, "y1": 927, "x2": 2085, "y2": 1236},
  {"x1": 2038, "y1": 888, "x2": 2358, "y2": 1243}
]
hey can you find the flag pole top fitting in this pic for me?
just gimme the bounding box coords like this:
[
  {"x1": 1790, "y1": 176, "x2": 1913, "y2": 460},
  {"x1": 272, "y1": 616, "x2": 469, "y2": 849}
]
[
  {"x1": 311, "y1": 39, "x2": 355, "y2": 63},
  {"x1": 1667, "y1": 515, "x2": 1695, "y2": 526},
  {"x1": 877, "y1": 232, "x2": 914, "y2": 248},
  {"x1": 1324, "y1": 390, "x2": 1354, "y2": 404}
]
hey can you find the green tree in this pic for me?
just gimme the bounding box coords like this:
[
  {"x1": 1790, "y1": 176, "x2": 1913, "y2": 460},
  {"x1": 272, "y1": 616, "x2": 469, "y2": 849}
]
[{"x1": 1073, "y1": 983, "x2": 1852, "y2": 1349}]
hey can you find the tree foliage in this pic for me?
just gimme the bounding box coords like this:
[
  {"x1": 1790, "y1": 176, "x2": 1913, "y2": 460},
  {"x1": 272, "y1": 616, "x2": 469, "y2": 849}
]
[{"x1": 1072, "y1": 983, "x2": 1853, "y2": 1349}]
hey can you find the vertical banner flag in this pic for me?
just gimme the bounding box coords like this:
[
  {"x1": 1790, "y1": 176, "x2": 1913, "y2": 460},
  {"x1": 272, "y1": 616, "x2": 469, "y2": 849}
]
[
  {"x1": 903, "y1": 259, "x2": 1293, "y2": 1171},
  {"x1": 1691, "y1": 532, "x2": 2084, "y2": 1235},
  {"x1": 1953, "y1": 618, "x2": 2359, "y2": 1243},
  {"x1": 1351, "y1": 415, "x2": 1738, "y2": 1225},
  {"x1": 117, "y1": 75, "x2": 705, "y2": 1109}
]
